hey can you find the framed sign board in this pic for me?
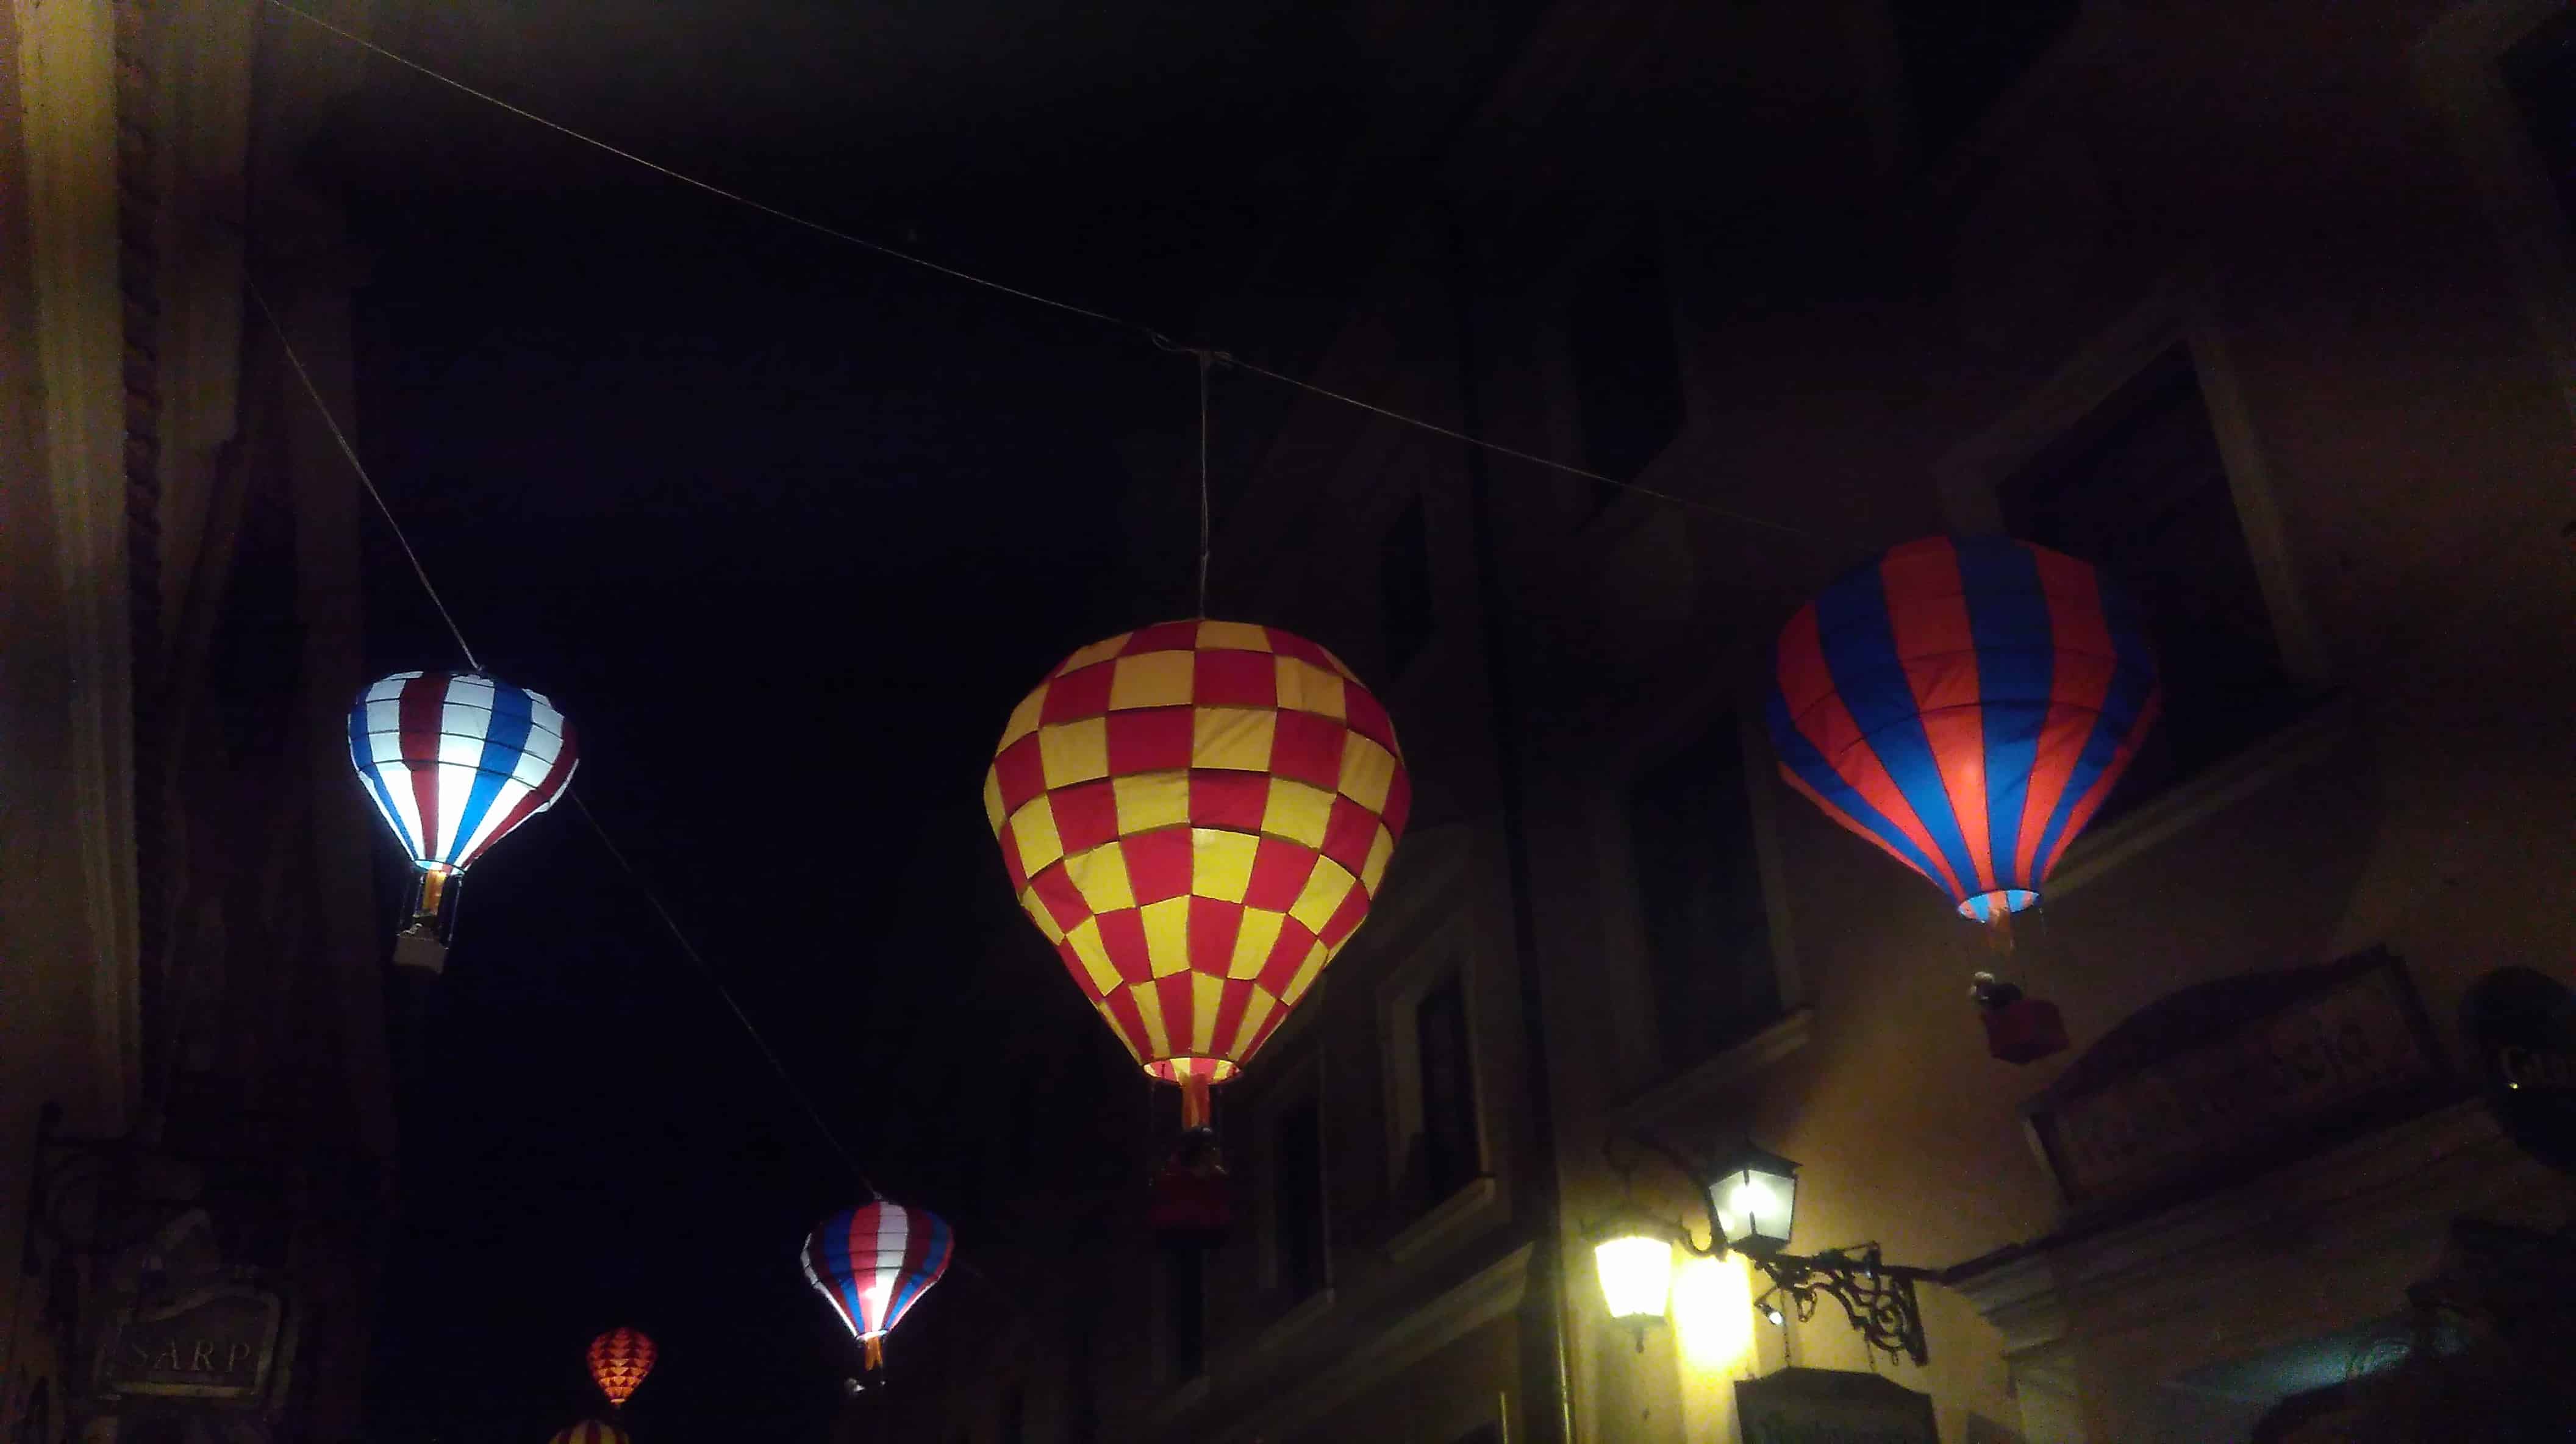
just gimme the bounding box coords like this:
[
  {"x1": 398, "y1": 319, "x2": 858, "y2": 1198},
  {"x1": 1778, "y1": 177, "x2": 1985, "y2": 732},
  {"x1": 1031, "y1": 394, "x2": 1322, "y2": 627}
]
[
  {"x1": 1735, "y1": 1368, "x2": 1937, "y2": 1444},
  {"x1": 95, "y1": 1285, "x2": 282, "y2": 1401},
  {"x1": 2024, "y1": 948, "x2": 2454, "y2": 1209}
]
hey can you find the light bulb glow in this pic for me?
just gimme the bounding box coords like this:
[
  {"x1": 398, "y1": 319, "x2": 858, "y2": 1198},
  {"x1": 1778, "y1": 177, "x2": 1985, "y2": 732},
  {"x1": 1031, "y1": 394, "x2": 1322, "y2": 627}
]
[
  {"x1": 1593, "y1": 1235, "x2": 1675, "y2": 1321},
  {"x1": 1672, "y1": 1254, "x2": 1754, "y2": 1369}
]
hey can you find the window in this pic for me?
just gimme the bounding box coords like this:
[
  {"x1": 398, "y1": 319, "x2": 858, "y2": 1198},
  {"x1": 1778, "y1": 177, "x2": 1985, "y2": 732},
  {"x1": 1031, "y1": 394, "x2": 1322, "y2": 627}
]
[
  {"x1": 1569, "y1": 220, "x2": 1683, "y2": 490},
  {"x1": 2000, "y1": 349, "x2": 2311, "y2": 823},
  {"x1": 1626, "y1": 715, "x2": 1779, "y2": 1066},
  {"x1": 1891, "y1": 0, "x2": 2080, "y2": 157},
  {"x1": 2507, "y1": 10, "x2": 2576, "y2": 231},
  {"x1": 1415, "y1": 969, "x2": 1480, "y2": 1203},
  {"x1": 1382, "y1": 493, "x2": 1434, "y2": 676},
  {"x1": 1272, "y1": 1094, "x2": 1327, "y2": 1301}
]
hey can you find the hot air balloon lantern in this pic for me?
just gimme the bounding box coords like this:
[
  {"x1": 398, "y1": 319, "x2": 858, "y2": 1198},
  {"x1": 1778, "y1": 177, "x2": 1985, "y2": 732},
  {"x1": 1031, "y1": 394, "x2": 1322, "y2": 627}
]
[
  {"x1": 984, "y1": 621, "x2": 1409, "y2": 1131},
  {"x1": 1767, "y1": 537, "x2": 2159, "y2": 1056},
  {"x1": 585, "y1": 1326, "x2": 656, "y2": 1410},
  {"x1": 547, "y1": 1422, "x2": 629, "y2": 1444},
  {"x1": 803, "y1": 1203, "x2": 953, "y2": 1373},
  {"x1": 348, "y1": 671, "x2": 579, "y2": 972}
]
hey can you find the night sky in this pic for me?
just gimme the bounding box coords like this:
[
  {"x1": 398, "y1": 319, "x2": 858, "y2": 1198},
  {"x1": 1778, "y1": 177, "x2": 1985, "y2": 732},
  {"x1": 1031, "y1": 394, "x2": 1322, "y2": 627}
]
[{"x1": 313, "y1": 3, "x2": 1389, "y2": 1437}]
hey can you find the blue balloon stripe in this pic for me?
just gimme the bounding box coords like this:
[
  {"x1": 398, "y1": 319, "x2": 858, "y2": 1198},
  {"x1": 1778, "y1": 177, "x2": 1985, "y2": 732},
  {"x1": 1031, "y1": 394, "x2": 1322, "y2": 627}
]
[
  {"x1": 1812, "y1": 564, "x2": 1983, "y2": 901},
  {"x1": 2028, "y1": 596, "x2": 2159, "y2": 870},
  {"x1": 1956, "y1": 538, "x2": 2053, "y2": 895},
  {"x1": 1766, "y1": 692, "x2": 1950, "y2": 889},
  {"x1": 348, "y1": 703, "x2": 421, "y2": 860},
  {"x1": 449, "y1": 681, "x2": 536, "y2": 867}
]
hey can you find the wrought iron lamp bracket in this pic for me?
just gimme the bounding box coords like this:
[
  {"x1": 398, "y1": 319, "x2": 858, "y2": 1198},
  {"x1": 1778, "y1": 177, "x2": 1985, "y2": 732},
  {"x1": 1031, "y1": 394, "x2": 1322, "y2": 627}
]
[{"x1": 1747, "y1": 1246, "x2": 1931, "y2": 1367}]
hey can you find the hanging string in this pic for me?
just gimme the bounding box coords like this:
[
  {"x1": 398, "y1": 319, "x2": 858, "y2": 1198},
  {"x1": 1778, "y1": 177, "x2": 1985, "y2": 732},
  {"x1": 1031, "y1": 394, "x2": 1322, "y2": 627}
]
[
  {"x1": 1197, "y1": 351, "x2": 1213, "y2": 616},
  {"x1": 248, "y1": 282, "x2": 882, "y2": 1202},
  {"x1": 248, "y1": 281, "x2": 485, "y2": 673},
  {"x1": 260, "y1": 0, "x2": 1861, "y2": 553}
]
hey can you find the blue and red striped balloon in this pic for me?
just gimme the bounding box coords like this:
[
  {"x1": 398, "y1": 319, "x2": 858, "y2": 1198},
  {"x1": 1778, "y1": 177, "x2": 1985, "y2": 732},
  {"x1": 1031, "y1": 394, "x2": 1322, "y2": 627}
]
[
  {"x1": 802, "y1": 1202, "x2": 953, "y2": 1371},
  {"x1": 348, "y1": 671, "x2": 579, "y2": 874},
  {"x1": 1766, "y1": 535, "x2": 2159, "y2": 925}
]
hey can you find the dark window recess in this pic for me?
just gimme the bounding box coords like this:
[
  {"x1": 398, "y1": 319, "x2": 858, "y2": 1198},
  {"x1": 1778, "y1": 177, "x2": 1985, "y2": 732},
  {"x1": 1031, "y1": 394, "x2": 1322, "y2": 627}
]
[
  {"x1": 1002, "y1": 1386, "x2": 1026, "y2": 1444},
  {"x1": 2508, "y1": 11, "x2": 2576, "y2": 233},
  {"x1": 1165, "y1": 1247, "x2": 1204, "y2": 1381},
  {"x1": 1569, "y1": 221, "x2": 1684, "y2": 491},
  {"x1": 1448, "y1": 1429, "x2": 1504, "y2": 1444},
  {"x1": 1891, "y1": 0, "x2": 2080, "y2": 158},
  {"x1": 1626, "y1": 717, "x2": 1778, "y2": 1067},
  {"x1": 1383, "y1": 494, "x2": 1434, "y2": 676},
  {"x1": 2002, "y1": 351, "x2": 2308, "y2": 825},
  {"x1": 1415, "y1": 971, "x2": 1480, "y2": 1204},
  {"x1": 1273, "y1": 1095, "x2": 1327, "y2": 1300}
]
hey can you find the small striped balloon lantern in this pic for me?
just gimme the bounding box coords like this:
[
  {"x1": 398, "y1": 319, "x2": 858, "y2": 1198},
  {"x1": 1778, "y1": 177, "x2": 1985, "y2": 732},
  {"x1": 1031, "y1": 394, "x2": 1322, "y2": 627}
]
[
  {"x1": 1766, "y1": 535, "x2": 2160, "y2": 940},
  {"x1": 803, "y1": 1202, "x2": 953, "y2": 1373},
  {"x1": 546, "y1": 1422, "x2": 628, "y2": 1444},
  {"x1": 585, "y1": 1326, "x2": 655, "y2": 1409},
  {"x1": 348, "y1": 671, "x2": 579, "y2": 971},
  {"x1": 984, "y1": 620, "x2": 1409, "y2": 1128}
]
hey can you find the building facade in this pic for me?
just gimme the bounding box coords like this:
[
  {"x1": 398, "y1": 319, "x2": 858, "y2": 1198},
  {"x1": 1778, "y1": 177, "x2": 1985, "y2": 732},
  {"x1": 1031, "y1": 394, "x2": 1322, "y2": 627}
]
[
  {"x1": 2, "y1": 2, "x2": 397, "y2": 1440},
  {"x1": 863, "y1": 0, "x2": 2576, "y2": 1440}
]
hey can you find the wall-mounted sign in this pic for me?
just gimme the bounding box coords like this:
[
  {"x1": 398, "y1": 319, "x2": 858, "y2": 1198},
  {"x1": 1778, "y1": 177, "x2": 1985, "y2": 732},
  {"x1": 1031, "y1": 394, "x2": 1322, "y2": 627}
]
[
  {"x1": 1734, "y1": 1368, "x2": 1937, "y2": 1444},
  {"x1": 95, "y1": 1285, "x2": 281, "y2": 1401},
  {"x1": 2024, "y1": 949, "x2": 2453, "y2": 1209},
  {"x1": 2464, "y1": 965, "x2": 2576, "y2": 1173}
]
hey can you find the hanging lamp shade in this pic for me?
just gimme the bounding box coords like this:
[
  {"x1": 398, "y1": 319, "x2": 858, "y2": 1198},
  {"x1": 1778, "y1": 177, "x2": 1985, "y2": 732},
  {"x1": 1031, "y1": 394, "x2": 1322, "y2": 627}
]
[
  {"x1": 585, "y1": 1326, "x2": 656, "y2": 1408},
  {"x1": 1766, "y1": 536, "x2": 2159, "y2": 927},
  {"x1": 546, "y1": 1423, "x2": 628, "y2": 1444},
  {"x1": 984, "y1": 620, "x2": 1409, "y2": 1124},
  {"x1": 348, "y1": 670, "x2": 578, "y2": 969},
  {"x1": 803, "y1": 1203, "x2": 953, "y2": 1372}
]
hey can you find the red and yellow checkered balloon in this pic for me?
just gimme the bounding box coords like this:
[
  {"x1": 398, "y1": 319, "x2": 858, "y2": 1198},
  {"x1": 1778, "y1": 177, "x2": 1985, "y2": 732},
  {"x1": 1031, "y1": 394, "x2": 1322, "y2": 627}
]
[{"x1": 986, "y1": 621, "x2": 1409, "y2": 1118}]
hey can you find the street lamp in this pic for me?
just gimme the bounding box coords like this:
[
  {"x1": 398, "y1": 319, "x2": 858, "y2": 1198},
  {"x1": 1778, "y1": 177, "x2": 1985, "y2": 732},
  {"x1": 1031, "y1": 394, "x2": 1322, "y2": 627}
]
[{"x1": 1592, "y1": 1137, "x2": 1938, "y2": 1367}]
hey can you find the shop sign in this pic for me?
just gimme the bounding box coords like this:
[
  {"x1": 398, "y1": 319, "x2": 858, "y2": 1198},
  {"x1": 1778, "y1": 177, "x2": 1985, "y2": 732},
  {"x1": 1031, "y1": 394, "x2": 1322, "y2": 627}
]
[
  {"x1": 2463, "y1": 965, "x2": 2576, "y2": 1173},
  {"x1": 95, "y1": 1285, "x2": 282, "y2": 1400},
  {"x1": 2025, "y1": 949, "x2": 2451, "y2": 1208},
  {"x1": 1734, "y1": 1368, "x2": 1937, "y2": 1444}
]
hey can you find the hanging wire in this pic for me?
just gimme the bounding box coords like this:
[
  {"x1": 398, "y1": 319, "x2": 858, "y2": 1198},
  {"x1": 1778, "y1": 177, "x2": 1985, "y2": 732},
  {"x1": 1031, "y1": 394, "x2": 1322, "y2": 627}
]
[
  {"x1": 1197, "y1": 351, "x2": 1214, "y2": 616},
  {"x1": 260, "y1": 0, "x2": 1862, "y2": 553},
  {"x1": 248, "y1": 282, "x2": 882, "y2": 1201},
  {"x1": 248, "y1": 281, "x2": 485, "y2": 673}
]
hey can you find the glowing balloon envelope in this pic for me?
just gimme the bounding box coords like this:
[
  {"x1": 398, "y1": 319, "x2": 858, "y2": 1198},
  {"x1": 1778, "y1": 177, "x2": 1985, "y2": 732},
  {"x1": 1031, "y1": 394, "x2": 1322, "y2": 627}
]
[
  {"x1": 347, "y1": 670, "x2": 579, "y2": 969},
  {"x1": 984, "y1": 620, "x2": 1409, "y2": 1124},
  {"x1": 1766, "y1": 535, "x2": 2159, "y2": 931},
  {"x1": 586, "y1": 1326, "x2": 655, "y2": 1409},
  {"x1": 803, "y1": 1202, "x2": 952, "y2": 1372},
  {"x1": 546, "y1": 1423, "x2": 628, "y2": 1444}
]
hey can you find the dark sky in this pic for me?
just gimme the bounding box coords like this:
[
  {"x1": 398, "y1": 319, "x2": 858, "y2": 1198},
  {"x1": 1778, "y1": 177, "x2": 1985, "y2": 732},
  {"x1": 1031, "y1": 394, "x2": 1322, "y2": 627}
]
[{"x1": 314, "y1": 2, "x2": 1410, "y2": 1439}]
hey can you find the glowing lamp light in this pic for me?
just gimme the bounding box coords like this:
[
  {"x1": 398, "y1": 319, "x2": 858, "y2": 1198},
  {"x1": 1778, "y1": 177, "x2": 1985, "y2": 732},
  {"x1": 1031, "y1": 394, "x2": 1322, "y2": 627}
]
[
  {"x1": 1672, "y1": 1253, "x2": 1755, "y2": 1370},
  {"x1": 1705, "y1": 1143, "x2": 1798, "y2": 1254},
  {"x1": 347, "y1": 671, "x2": 579, "y2": 971},
  {"x1": 1594, "y1": 1231, "x2": 1677, "y2": 1327},
  {"x1": 985, "y1": 621, "x2": 1409, "y2": 1128},
  {"x1": 1767, "y1": 536, "x2": 2159, "y2": 940},
  {"x1": 585, "y1": 1326, "x2": 656, "y2": 1409},
  {"x1": 546, "y1": 1422, "x2": 629, "y2": 1444},
  {"x1": 802, "y1": 1202, "x2": 953, "y2": 1373}
]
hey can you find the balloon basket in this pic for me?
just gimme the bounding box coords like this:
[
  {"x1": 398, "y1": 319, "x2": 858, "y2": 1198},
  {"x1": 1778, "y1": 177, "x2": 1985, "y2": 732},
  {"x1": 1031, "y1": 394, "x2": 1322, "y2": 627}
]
[
  {"x1": 395, "y1": 867, "x2": 459, "y2": 972},
  {"x1": 1982, "y1": 996, "x2": 2069, "y2": 1065}
]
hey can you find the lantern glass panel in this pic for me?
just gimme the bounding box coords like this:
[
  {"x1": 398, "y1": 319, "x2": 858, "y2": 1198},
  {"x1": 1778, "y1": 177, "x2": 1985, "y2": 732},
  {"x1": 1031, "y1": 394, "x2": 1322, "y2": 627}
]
[
  {"x1": 1593, "y1": 1234, "x2": 1676, "y2": 1321},
  {"x1": 1708, "y1": 1162, "x2": 1796, "y2": 1254}
]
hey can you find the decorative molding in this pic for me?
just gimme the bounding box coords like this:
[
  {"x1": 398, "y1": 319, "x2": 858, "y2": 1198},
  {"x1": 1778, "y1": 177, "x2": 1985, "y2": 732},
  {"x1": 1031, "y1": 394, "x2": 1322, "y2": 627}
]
[
  {"x1": 2042, "y1": 696, "x2": 2352, "y2": 904},
  {"x1": 1210, "y1": 1242, "x2": 1533, "y2": 1444},
  {"x1": 1387, "y1": 1174, "x2": 1507, "y2": 1266},
  {"x1": 1245, "y1": 1285, "x2": 1337, "y2": 1359},
  {"x1": 1608, "y1": 1007, "x2": 1815, "y2": 1132}
]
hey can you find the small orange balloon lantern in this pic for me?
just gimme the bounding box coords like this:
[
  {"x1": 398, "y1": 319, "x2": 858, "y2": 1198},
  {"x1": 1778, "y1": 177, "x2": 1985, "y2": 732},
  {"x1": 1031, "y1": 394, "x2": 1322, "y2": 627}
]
[
  {"x1": 585, "y1": 1326, "x2": 655, "y2": 1409},
  {"x1": 986, "y1": 621, "x2": 1409, "y2": 1126}
]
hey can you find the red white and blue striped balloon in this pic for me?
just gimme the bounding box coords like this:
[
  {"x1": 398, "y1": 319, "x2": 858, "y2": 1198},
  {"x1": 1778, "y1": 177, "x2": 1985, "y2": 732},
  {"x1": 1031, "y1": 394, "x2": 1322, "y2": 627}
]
[
  {"x1": 1766, "y1": 535, "x2": 2160, "y2": 924},
  {"x1": 347, "y1": 671, "x2": 579, "y2": 874},
  {"x1": 801, "y1": 1202, "x2": 952, "y2": 1367}
]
